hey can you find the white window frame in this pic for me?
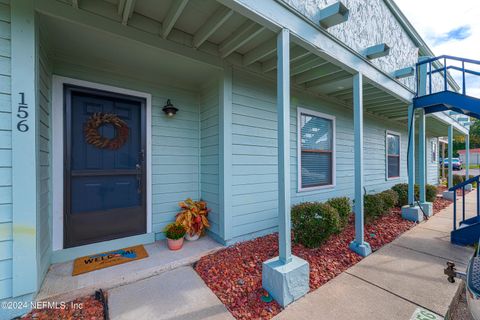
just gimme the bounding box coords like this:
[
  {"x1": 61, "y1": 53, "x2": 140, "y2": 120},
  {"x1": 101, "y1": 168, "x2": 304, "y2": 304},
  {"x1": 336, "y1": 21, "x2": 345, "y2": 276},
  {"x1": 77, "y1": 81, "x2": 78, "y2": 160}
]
[
  {"x1": 431, "y1": 139, "x2": 437, "y2": 163},
  {"x1": 385, "y1": 130, "x2": 401, "y2": 180},
  {"x1": 297, "y1": 107, "x2": 336, "y2": 192}
]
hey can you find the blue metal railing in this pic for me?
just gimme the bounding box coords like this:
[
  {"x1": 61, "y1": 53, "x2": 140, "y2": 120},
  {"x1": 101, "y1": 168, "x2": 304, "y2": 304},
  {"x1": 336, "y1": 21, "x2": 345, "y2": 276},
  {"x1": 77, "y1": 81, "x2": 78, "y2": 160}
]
[
  {"x1": 416, "y1": 55, "x2": 480, "y2": 98},
  {"x1": 449, "y1": 175, "x2": 480, "y2": 231}
]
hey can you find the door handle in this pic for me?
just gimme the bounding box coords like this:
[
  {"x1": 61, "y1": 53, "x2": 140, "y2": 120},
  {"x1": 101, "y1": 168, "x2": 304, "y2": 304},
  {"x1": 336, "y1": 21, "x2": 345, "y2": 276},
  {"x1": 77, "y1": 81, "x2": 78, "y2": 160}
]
[{"x1": 136, "y1": 163, "x2": 142, "y2": 194}]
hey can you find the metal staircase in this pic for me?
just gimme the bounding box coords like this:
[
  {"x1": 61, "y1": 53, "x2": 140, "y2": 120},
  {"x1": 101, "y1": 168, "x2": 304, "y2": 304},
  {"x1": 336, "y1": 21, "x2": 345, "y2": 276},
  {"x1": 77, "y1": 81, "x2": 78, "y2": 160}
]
[
  {"x1": 414, "y1": 55, "x2": 480, "y2": 246},
  {"x1": 449, "y1": 176, "x2": 480, "y2": 245},
  {"x1": 414, "y1": 55, "x2": 480, "y2": 118}
]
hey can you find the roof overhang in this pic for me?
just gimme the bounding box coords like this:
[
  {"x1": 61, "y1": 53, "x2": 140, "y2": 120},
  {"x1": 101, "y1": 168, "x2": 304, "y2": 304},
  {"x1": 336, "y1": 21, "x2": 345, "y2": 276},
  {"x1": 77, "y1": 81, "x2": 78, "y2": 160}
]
[{"x1": 218, "y1": 0, "x2": 414, "y2": 103}]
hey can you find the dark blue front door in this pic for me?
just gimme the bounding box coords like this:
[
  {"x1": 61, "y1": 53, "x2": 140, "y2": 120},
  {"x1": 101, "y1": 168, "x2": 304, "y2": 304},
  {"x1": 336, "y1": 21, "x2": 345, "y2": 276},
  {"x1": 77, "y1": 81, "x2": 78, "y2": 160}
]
[{"x1": 64, "y1": 86, "x2": 146, "y2": 248}]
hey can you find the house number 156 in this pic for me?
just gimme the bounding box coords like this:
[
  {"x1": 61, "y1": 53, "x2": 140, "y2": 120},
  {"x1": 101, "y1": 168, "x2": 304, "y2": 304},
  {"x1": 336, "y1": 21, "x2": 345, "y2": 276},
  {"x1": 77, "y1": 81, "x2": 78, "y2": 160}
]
[{"x1": 16, "y1": 92, "x2": 29, "y2": 132}]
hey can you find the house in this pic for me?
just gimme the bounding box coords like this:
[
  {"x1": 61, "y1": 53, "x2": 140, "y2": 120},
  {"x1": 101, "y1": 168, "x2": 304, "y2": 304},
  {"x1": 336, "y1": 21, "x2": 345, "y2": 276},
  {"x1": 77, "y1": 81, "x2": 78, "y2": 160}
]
[
  {"x1": 0, "y1": 0, "x2": 472, "y2": 317},
  {"x1": 458, "y1": 148, "x2": 480, "y2": 165}
]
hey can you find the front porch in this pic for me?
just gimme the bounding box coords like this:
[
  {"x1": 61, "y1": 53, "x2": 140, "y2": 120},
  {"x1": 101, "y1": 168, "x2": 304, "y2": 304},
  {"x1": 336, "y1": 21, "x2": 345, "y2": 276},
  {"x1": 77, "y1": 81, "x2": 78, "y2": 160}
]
[{"x1": 37, "y1": 236, "x2": 223, "y2": 303}]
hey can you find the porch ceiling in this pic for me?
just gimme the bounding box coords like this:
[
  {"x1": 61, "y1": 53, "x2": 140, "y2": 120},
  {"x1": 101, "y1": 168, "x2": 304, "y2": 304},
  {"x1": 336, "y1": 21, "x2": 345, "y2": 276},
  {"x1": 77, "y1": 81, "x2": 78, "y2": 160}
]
[
  {"x1": 39, "y1": 13, "x2": 219, "y2": 90},
  {"x1": 38, "y1": 0, "x2": 409, "y2": 119}
]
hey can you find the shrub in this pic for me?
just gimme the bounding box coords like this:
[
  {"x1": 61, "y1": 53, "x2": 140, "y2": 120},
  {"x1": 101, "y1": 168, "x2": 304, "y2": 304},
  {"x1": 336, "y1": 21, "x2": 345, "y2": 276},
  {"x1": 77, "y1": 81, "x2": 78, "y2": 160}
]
[
  {"x1": 364, "y1": 194, "x2": 385, "y2": 223},
  {"x1": 392, "y1": 183, "x2": 409, "y2": 207},
  {"x1": 379, "y1": 189, "x2": 398, "y2": 210},
  {"x1": 453, "y1": 174, "x2": 464, "y2": 186},
  {"x1": 291, "y1": 202, "x2": 340, "y2": 248},
  {"x1": 164, "y1": 223, "x2": 186, "y2": 240},
  {"x1": 326, "y1": 197, "x2": 352, "y2": 230},
  {"x1": 426, "y1": 184, "x2": 438, "y2": 203}
]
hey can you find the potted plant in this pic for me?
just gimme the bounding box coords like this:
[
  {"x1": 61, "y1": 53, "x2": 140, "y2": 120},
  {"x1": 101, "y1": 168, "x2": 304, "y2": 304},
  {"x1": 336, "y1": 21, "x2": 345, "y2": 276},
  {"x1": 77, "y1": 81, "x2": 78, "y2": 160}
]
[
  {"x1": 164, "y1": 223, "x2": 186, "y2": 250},
  {"x1": 175, "y1": 198, "x2": 210, "y2": 241}
]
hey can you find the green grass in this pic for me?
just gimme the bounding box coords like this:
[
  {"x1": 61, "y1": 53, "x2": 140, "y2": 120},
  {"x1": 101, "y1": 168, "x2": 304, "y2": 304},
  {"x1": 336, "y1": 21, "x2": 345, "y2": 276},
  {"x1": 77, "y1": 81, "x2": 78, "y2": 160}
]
[{"x1": 469, "y1": 164, "x2": 480, "y2": 169}]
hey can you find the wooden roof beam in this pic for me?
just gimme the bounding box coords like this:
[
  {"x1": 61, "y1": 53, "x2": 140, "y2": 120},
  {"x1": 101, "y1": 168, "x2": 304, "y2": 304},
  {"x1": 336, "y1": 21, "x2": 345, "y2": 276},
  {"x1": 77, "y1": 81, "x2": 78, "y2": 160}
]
[
  {"x1": 291, "y1": 56, "x2": 327, "y2": 77},
  {"x1": 295, "y1": 63, "x2": 341, "y2": 84},
  {"x1": 162, "y1": 0, "x2": 189, "y2": 39},
  {"x1": 305, "y1": 71, "x2": 351, "y2": 88},
  {"x1": 193, "y1": 6, "x2": 233, "y2": 49},
  {"x1": 219, "y1": 21, "x2": 265, "y2": 58},
  {"x1": 261, "y1": 46, "x2": 310, "y2": 73},
  {"x1": 121, "y1": 0, "x2": 136, "y2": 25},
  {"x1": 243, "y1": 37, "x2": 276, "y2": 66}
]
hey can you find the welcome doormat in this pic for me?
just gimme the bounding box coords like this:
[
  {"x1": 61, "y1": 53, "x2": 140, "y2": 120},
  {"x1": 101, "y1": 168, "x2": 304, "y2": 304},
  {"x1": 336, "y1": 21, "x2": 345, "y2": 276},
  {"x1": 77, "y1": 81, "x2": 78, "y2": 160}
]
[{"x1": 72, "y1": 245, "x2": 149, "y2": 276}]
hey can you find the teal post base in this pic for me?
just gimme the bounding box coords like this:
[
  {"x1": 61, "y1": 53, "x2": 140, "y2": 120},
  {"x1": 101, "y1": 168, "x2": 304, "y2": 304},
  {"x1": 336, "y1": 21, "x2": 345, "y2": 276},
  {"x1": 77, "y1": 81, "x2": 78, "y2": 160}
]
[
  {"x1": 443, "y1": 191, "x2": 455, "y2": 201},
  {"x1": 465, "y1": 184, "x2": 473, "y2": 192},
  {"x1": 402, "y1": 205, "x2": 424, "y2": 222},
  {"x1": 420, "y1": 202, "x2": 433, "y2": 217},
  {"x1": 349, "y1": 240, "x2": 372, "y2": 257},
  {"x1": 262, "y1": 255, "x2": 309, "y2": 307}
]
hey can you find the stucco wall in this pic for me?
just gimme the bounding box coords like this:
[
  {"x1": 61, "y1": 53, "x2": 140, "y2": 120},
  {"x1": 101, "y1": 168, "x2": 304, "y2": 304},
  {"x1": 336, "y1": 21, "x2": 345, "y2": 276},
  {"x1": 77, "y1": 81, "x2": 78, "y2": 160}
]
[{"x1": 281, "y1": 0, "x2": 418, "y2": 90}]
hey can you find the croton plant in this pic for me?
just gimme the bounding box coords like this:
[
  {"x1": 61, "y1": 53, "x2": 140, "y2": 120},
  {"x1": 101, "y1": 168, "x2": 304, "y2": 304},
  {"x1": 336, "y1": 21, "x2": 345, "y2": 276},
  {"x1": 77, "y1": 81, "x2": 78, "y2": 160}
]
[{"x1": 175, "y1": 198, "x2": 210, "y2": 236}]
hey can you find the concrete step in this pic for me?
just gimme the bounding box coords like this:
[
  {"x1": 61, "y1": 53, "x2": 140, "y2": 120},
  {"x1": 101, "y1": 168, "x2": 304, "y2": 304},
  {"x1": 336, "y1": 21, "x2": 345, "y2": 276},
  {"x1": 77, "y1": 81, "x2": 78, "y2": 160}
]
[{"x1": 36, "y1": 237, "x2": 224, "y2": 303}]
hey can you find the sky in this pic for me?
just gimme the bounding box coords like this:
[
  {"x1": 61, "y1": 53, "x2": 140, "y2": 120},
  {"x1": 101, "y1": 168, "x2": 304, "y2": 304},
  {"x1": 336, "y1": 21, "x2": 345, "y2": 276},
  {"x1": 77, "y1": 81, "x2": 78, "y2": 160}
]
[{"x1": 395, "y1": 0, "x2": 480, "y2": 97}]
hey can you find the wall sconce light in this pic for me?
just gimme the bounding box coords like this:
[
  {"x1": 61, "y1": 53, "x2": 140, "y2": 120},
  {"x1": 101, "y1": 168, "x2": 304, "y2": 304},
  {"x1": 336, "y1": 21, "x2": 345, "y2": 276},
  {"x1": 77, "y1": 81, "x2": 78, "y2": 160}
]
[{"x1": 162, "y1": 99, "x2": 178, "y2": 117}]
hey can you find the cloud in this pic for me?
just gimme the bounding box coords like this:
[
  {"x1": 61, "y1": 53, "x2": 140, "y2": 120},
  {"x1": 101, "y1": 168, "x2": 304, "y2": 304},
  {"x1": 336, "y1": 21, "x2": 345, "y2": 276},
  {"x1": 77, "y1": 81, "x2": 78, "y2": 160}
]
[
  {"x1": 395, "y1": 0, "x2": 480, "y2": 98},
  {"x1": 432, "y1": 25, "x2": 472, "y2": 45}
]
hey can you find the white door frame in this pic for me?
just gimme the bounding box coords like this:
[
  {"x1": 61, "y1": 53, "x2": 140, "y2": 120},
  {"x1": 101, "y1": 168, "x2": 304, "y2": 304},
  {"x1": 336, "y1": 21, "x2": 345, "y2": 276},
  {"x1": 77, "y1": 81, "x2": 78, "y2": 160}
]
[{"x1": 52, "y1": 75, "x2": 152, "y2": 251}]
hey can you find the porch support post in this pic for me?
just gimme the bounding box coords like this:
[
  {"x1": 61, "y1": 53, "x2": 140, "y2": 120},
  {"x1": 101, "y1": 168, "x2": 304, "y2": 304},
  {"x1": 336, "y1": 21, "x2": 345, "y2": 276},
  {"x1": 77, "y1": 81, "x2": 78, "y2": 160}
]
[
  {"x1": 418, "y1": 109, "x2": 432, "y2": 215},
  {"x1": 442, "y1": 141, "x2": 446, "y2": 180},
  {"x1": 11, "y1": 0, "x2": 38, "y2": 296},
  {"x1": 465, "y1": 134, "x2": 472, "y2": 190},
  {"x1": 448, "y1": 125, "x2": 454, "y2": 188},
  {"x1": 219, "y1": 66, "x2": 233, "y2": 242},
  {"x1": 443, "y1": 125, "x2": 455, "y2": 200},
  {"x1": 402, "y1": 104, "x2": 423, "y2": 221},
  {"x1": 262, "y1": 28, "x2": 309, "y2": 308},
  {"x1": 417, "y1": 56, "x2": 432, "y2": 215},
  {"x1": 348, "y1": 73, "x2": 371, "y2": 257}
]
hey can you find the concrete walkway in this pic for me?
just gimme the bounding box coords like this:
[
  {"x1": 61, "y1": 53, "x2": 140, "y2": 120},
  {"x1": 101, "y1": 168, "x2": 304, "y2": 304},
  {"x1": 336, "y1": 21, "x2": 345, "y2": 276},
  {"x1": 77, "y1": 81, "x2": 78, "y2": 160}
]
[
  {"x1": 38, "y1": 237, "x2": 223, "y2": 303},
  {"x1": 276, "y1": 193, "x2": 476, "y2": 320},
  {"x1": 108, "y1": 266, "x2": 234, "y2": 320}
]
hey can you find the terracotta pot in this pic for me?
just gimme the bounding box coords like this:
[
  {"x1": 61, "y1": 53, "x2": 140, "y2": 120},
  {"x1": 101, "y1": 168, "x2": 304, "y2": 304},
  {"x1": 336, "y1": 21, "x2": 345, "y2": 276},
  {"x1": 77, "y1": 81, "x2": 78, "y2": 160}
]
[
  {"x1": 167, "y1": 238, "x2": 184, "y2": 250},
  {"x1": 185, "y1": 233, "x2": 200, "y2": 241}
]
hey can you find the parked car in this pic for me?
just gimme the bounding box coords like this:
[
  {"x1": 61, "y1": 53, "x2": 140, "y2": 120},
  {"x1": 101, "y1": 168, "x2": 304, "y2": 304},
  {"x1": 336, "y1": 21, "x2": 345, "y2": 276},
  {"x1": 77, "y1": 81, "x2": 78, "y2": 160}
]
[{"x1": 443, "y1": 158, "x2": 463, "y2": 170}]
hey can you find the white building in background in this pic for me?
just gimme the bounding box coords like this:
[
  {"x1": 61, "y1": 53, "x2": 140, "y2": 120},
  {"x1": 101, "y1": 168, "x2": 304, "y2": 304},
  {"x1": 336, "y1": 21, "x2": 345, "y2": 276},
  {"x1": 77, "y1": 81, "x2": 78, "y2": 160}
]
[{"x1": 459, "y1": 149, "x2": 480, "y2": 165}]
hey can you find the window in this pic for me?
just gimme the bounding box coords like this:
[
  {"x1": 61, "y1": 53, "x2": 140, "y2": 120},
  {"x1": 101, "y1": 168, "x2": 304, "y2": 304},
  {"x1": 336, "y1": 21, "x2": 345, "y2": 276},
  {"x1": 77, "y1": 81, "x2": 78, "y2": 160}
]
[
  {"x1": 386, "y1": 132, "x2": 400, "y2": 179},
  {"x1": 431, "y1": 139, "x2": 437, "y2": 162},
  {"x1": 298, "y1": 108, "x2": 335, "y2": 190}
]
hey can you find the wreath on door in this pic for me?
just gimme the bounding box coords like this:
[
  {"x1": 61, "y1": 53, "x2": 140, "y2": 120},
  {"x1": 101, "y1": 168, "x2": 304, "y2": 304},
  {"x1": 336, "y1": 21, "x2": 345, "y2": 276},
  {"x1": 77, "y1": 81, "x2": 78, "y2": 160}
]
[{"x1": 84, "y1": 112, "x2": 129, "y2": 150}]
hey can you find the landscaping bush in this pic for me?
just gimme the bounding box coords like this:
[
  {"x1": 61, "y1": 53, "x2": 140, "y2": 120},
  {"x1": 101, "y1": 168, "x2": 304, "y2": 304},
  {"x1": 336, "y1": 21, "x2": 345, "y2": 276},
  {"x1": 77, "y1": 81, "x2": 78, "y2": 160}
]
[
  {"x1": 291, "y1": 202, "x2": 340, "y2": 248},
  {"x1": 453, "y1": 174, "x2": 464, "y2": 186},
  {"x1": 379, "y1": 189, "x2": 398, "y2": 210},
  {"x1": 392, "y1": 183, "x2": 409, "y2": 207},
  {"x1": 426, "y1": 184, "x2": 438, "y2": 203},
  {"x1": 326, "y1": 197, "x2": 352, "y2": 230},
  {"x1": 364, "y1": 190, "x2": 398, "y2": 223},
  {"x1": 364, "y1": 193, "x2": 385, "y2": 223}
]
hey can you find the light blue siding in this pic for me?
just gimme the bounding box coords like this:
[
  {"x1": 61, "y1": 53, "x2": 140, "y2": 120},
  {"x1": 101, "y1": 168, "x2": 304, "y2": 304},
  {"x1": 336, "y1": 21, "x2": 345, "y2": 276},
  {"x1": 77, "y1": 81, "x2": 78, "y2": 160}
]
[
  {"x1": 200, "y1": 80, "x2": 220, "y2": 238},
  {"x1": 415, "y1": 136, "x2": 440, "y2": 186},
  {"x1": 0, "y1": 0, "x2": 11, "y2": 301},
  {"x1": 52, "y1": 61, "x2": 202, "y2": 240},
  {"x1": 230, "y1": 69, "x2": 411, "y2": 243},
  {"x1": 36, "y1": 27, "x2": 52, "y2": 290}
]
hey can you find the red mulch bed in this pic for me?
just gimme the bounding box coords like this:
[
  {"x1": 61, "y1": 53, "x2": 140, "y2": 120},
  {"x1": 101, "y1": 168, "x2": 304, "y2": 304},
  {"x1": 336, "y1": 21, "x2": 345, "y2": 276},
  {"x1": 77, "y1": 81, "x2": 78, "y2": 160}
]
[
  {"x1": 195, "y1": 194, "x2": 455, "y2": 320},
  {"x1": 22, "y1": 295, "x2": 104, "y2": 320}
]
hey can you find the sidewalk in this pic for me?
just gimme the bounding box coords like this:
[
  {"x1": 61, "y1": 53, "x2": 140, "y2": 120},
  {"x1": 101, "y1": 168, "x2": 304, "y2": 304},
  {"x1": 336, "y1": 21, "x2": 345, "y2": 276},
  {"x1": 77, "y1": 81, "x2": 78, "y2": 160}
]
[{"x1": 275, "y1": 193, "x2": 476, "y2": 320}]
